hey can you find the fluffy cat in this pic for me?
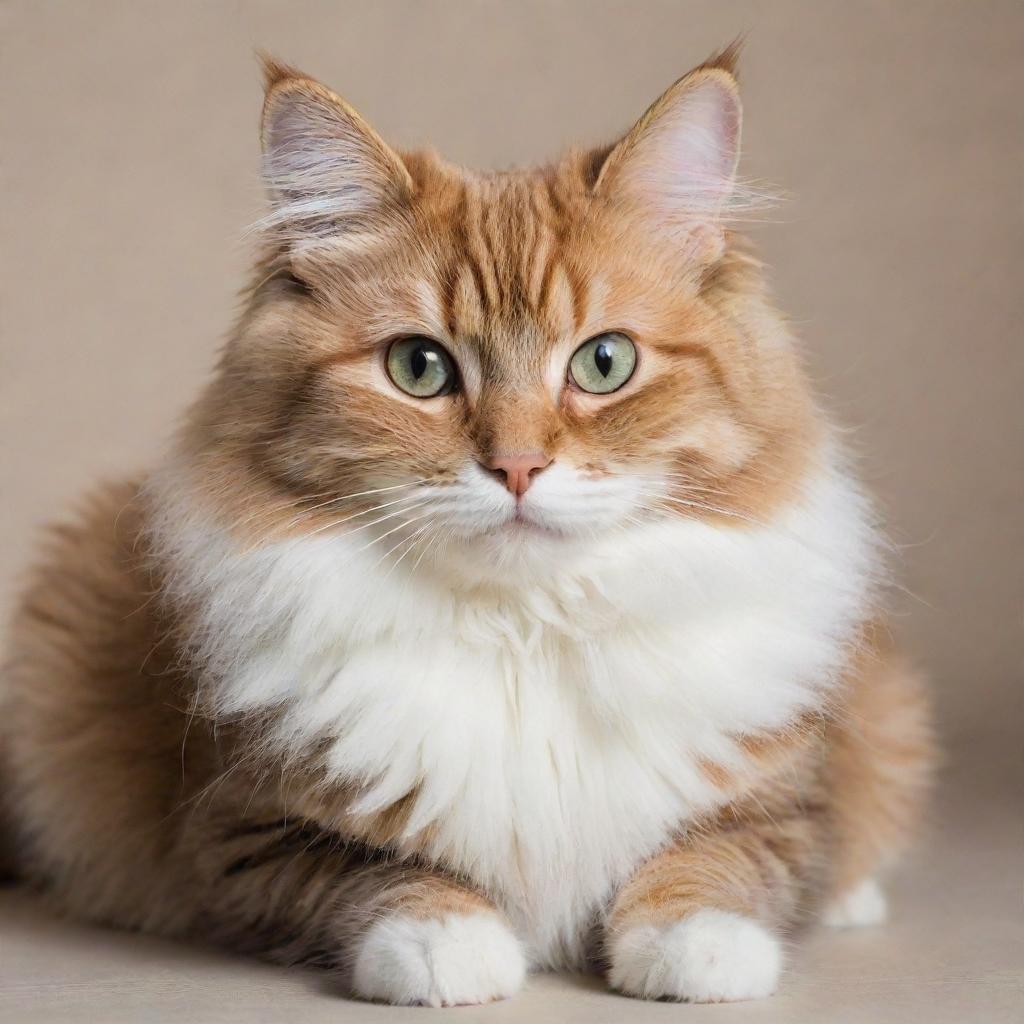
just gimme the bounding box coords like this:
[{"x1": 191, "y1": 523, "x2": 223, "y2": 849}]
[{"x1": 1, "y1": 48, "x2": 933, "y2": 1006}]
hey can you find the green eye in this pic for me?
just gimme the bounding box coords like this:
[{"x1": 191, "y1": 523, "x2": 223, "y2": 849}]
[
  {"x1": 568, "y1": 332, "x2": 637, "y2": 394},
  {"x1": 386, "y1": 337, "x2": 456, "y2": 398}
]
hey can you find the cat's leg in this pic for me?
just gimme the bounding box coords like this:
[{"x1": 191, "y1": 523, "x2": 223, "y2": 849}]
[
  {"x1": 190, "y1": 817, "x2": 526, "y2": 1007},
  {"x1": 823, "y1": 649, "x2": 934, "y2": 928},
  {"x1": 605, "y1": 649, "x2": 933, "y2": 1002},
  {"x1": 604, "y1": 811, "x2": 822, "y2": 1003},
  {"x1": 820, "y1": 876, "x2": 888, "y2": 928}
]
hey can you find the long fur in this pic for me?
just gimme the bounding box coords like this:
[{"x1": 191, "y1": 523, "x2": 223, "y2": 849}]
[{"x1": 1, "y1": 52, "x2": 934, "y2": 1006}]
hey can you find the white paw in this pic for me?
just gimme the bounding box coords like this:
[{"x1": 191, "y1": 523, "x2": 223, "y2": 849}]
[
  {"x1": 351, "y1": 911, "x2": 526, "y2": 1007},
  {"x1": 822, "y1": 877, "x2": 888, "y2": 928},
  {"x1": 609, "y1": 908, "x2": 782, "y2": 1003}
]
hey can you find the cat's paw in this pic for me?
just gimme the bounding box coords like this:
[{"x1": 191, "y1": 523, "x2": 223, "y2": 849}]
[
  {"x1": 351, "y1": 911, "x2": 526, "y2": 1007},
  {"x1": 822, "y1": 877, "x2": 888, "y2": 928},
  {"x1": 608, "y1": 908, "x2": 782, "y2": 1003}
]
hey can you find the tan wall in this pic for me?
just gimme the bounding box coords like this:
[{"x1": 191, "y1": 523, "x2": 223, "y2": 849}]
[{"x1": 3, "y1": 1, "x2": 1021, "y2": 745}]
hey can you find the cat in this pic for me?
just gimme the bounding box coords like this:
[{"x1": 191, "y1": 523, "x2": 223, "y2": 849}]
[{"x1": 1, "y1": 47, "x2": 934, "y2": 1006}]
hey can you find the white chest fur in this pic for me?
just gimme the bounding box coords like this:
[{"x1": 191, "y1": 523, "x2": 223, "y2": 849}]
[{"x1": 151, "y1": 457, "x2": 878, "y2": 966}]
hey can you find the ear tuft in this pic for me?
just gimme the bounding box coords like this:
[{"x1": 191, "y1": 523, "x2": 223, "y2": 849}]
[
  {"x1": 696, "y1": 36, "x2": 745, "y2": 78},
  {"x1": 257, "y1": 51, "x2": 307, "y2": 94}
]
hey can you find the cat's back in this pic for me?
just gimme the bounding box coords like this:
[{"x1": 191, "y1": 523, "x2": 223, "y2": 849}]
[
  {"x1": 2, "y1": 479, "x2": 206, "y2": 923},
  {"x1": 6, "y1": 478, "x2": 160, "y2": 715}
]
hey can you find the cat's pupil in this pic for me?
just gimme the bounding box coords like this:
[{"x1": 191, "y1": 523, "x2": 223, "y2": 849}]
[
  {"x1": 410, "y1": 347, "x2": 428, "y2": 380},
  {"x1": 594, "y1": 342, "x2": 613, "y2": 377}
]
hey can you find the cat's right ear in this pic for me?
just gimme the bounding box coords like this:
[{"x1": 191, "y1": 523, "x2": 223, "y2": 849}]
[{"x1": 259, "y1": 55, "x2": 413, "y2": 249}]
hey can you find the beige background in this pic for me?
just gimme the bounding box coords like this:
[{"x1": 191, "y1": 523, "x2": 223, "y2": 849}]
[{"x1": 1, "y1": 2, "x2": 1021, "y2": 1021}]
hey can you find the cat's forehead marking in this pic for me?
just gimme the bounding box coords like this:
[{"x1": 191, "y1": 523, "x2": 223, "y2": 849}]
[{"x1": 433, "y1": 172, "x2": 589, "y2": 358}]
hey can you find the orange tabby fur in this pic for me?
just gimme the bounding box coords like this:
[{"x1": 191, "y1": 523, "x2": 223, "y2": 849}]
[{"x1": 1, "y1": 50, "x2": 933, "y2": 1006}]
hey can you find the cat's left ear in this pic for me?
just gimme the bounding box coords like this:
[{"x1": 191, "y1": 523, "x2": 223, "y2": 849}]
[
  {"x1": 593, "y1": 50, "x2": 743, "y2": 255},
  {"x1": 258, "y1": 55, "x2": 413, "y2": 249}
]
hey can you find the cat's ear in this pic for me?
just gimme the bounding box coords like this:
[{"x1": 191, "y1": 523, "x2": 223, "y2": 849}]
[
  {"x1": 259, "y1": 55, "x2": 413, "y2": 248},
  {"x1": 593, "y1": 50, "x2": 744, "y2": 253}
]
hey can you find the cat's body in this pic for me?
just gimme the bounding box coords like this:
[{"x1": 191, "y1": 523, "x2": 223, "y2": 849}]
[{"x1": 2, "y1": 51, "x2": 933, "y2": 1006}]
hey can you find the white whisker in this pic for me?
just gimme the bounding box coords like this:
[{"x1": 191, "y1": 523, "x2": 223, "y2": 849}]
[
  {"x1": 302, "y1": 499, "x2": 430, "y2": 543},
  {"x1": 283, "y1": 479, "x2": 427, "y2": 526},
  {"x1": 353, "y1": 507, "x2": 438, "y2": 555},
  {"x1": 380, "y1": 521, "x2": 435, "y2": 581}
]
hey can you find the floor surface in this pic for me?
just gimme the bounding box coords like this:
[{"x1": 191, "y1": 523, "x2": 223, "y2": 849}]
[{"x1": 2, "y1": 738, "x2": 1020, "y2": 1023}]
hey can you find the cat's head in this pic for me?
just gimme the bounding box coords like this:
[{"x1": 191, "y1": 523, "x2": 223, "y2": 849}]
[{"x1": 179, "y1": 49, "x2": 819, "y2": 579}]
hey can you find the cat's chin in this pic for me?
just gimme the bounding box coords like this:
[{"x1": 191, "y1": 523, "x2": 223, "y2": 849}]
[
  {"x1": 499, "y1": 514, "x2": 561, "y2": 538},
  {"x1": 480, "y1": 519, "x2": 567, "y2": 552},
  {"x1": 459, "y1": 509, "x2": 572, "y2": 543},
  {"x1": 446, "y1": 515, "x2": 584, "y2": 580}
]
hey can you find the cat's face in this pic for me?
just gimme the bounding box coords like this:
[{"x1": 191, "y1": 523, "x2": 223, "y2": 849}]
[{"x1": 189, "y1": 55, "x2": 816, "y2": 574}]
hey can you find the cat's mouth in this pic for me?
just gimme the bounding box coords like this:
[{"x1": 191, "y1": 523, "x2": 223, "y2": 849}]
[{"x1": 500, "y1": 507, "x2": 561, "y2": 537}]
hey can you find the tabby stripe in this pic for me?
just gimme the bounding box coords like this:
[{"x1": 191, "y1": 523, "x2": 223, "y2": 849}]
[
  {"x1": 450, "y1": 186, "x2": 490, "y2": 317},
  {"x1": 564, "y1": 259, "x2": 589, "y2": 334},
  {"x1": 223, "y1": 817, "x2": 291, "y2": 840}
]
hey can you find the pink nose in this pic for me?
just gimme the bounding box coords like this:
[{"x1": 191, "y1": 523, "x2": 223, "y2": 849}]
[{"x1": 482, "y1": 452, "x2": 553, "y2": 499}]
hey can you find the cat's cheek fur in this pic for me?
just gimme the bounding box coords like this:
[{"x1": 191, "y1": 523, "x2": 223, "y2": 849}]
[
  {"x1": 351, "y1": 912, "x2": 527, "y2": 1007},
  {"x1": 608, "y1": 909, "x2": 783, "y2": 1003}
]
